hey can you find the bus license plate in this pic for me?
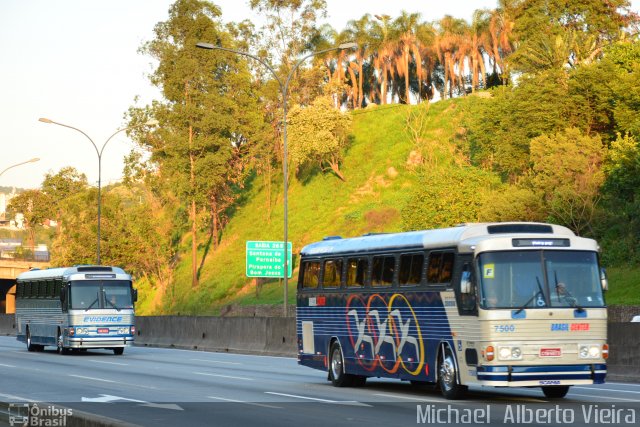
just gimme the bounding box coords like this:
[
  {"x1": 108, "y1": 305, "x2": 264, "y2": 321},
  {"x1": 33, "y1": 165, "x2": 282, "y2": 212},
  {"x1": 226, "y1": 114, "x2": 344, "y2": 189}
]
[
  {"x1": 540, "y1": 348, "x2": 562, "y2": 357},
  {"x1": 98, "y1": 328, "x2": 109, "y2": 334}
]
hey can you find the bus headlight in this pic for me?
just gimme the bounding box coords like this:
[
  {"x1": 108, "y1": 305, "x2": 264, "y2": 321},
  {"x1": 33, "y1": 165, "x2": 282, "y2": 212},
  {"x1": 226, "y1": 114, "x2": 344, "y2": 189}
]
[
  {"x1": 511, "y1": 347, "x2": 522, "y2": 359},
  {"x1": 497, "y1": 346, "x2": 522, "y2": 360},
  {"x1": 579, "y1": 344, "x2": 601, "y2": 359}
]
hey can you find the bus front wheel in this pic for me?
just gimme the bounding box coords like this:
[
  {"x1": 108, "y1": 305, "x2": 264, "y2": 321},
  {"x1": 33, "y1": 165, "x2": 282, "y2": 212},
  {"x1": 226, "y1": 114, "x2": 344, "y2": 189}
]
[
  {"x1": 542, "y1": 385, "x2": 570, "y2": 399},
  {"x1": 438, "y1": 348, "x2": 467, "y2": 400},
  {"x1": 57, "y1": 329, "x2": 69, "y2": 355},
  {"x1": 113, "y1": 348, "x2": 124, "y2": 356}
]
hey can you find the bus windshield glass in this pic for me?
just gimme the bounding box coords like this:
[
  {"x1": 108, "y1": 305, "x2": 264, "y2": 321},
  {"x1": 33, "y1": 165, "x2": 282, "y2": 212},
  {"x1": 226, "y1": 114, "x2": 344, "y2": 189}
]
[
  {"x1": 479, "y1": 250, "x2": 604, "y2": 309},
  {"x1": 69, "y1": 280, "x2": 133, "y2": 310}
]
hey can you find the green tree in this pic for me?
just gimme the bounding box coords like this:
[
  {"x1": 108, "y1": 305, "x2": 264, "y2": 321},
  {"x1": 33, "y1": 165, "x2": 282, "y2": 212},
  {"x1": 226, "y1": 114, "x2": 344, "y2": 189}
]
[
  {"x1": 529, "y1": 128, "x2": 606, "y2": 235},
  {"x1": 7, "y1": 190, "x2": 52, "y2": 249},
  {"x1": 509, "y1": 0, "x2": 635, "y2": 74},
  {"x1": 599, "y1": 133, "x2": 640, "y2": 263},
  {"x1": 41, "y1": 167, "x2": 88, "y2": 236},
  {"x1": 287, "y1": 96, "x2": 352, "y2": 181},
  {"x1": 401, "y1": 165, "x2": 500, "y2": 230},
  {"x1": 129, "y1": 0, "x2": 263, "y2": 288}
]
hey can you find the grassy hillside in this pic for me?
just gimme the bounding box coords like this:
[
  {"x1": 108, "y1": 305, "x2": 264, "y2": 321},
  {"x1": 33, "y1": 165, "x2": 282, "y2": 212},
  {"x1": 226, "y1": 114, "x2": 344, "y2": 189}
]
[{"x1": 133, "y1": 98, "x2": 639, "y2": 314}]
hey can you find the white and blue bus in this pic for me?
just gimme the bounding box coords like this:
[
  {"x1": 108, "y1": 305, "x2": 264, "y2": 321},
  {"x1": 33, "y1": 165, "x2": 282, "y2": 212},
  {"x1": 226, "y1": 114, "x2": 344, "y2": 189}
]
[
  {"x1": 15, "y1": 266, "x2": 137, "y2": 355},
  {"x1": 296, "y1": 223, "x2": 608, "y2": 399}
]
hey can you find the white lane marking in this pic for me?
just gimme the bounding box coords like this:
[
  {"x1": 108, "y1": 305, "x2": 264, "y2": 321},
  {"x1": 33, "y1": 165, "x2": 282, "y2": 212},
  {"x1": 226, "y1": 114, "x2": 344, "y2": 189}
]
[
  {"x1": 70, "y1": 374, "x2": 158, "y2": 390},
  {"x1": 575, "y1": 386, "x2": 640, "y2": 395},
  {"x1": 265, "y1": 392, "x2": 371, "y2": 406},
  {"x1": 190, "y1": 358, "x2": 241, "y2": 365},
  {"x1": 0, "y1": 392, "x2": 33, "y2": 401},
  {"x1": 82, "y1": 394, "x2": 145, "y2": 403},
  {"x1": 208, "y1": 395, "x2": 282, "y2": 409},
  {"x1": 0, "y1": 363, "x2": 16, "y2": 368},
  {"x1": 87, "y1": 359, "x2": 129, "y2": 366},
  {"x1": 193, "y1": 372, "x2": 252, "y2": 381},
  {"x1": 373, "y1": 392, "x2": 449, "y2": 402},
  {"x1": 569, "y1": 393, "x2": 640, "y2": 402},
  {"x1": 69, "y1": 374, "x2": 116, "y2": 383}
]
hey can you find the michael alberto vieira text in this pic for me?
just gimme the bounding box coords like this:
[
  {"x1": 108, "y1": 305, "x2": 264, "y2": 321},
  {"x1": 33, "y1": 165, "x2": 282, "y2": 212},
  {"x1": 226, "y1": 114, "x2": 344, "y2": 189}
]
[{"x1": 416, "y1": 404, "x2": 636, "y2": 424}]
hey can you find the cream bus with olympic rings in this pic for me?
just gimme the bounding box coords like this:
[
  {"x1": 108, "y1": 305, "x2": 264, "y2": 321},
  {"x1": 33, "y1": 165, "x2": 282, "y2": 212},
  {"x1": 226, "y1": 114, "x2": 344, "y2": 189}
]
[{"x1": 296, "y1": 222, "x2": 608, "y2": 399}]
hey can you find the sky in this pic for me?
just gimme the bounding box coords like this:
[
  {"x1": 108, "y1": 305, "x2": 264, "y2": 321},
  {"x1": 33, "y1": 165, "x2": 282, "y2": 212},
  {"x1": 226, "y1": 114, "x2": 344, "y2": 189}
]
[{"x1": 0, "y1": 0, "x2": 636, "y2": 190}]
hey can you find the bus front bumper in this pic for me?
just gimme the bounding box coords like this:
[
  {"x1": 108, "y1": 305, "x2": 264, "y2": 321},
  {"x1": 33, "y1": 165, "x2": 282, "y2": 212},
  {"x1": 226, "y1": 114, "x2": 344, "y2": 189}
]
[
  {"x1": 476, "y1": 364, "x2": 606, "y2": 386},
  {"x1": 66, "y1": 337, "x2": 134, "y2": 349}
]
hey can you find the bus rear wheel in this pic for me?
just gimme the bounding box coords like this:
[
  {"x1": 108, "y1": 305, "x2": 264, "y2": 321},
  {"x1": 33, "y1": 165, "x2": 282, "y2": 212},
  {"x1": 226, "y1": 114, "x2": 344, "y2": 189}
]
[
  {"x1": 329, "y1": 342, "x2": 365, "y2": 387},
  {"x1": 438, "y1": 348, "x2": 467, "y2": 400},
  {"x1": 542, "y1": 385, "x2": 570, "y2": 399},
  {"x1": 26, "y1": 328, "x2": 42, "y2": 352}
]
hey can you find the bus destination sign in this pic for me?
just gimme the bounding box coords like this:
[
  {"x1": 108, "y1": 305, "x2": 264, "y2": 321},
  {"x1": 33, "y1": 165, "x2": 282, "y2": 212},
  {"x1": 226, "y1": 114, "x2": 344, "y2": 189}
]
[{"x1": 246, "y1": 241, "x2": 293, "y2": 278}]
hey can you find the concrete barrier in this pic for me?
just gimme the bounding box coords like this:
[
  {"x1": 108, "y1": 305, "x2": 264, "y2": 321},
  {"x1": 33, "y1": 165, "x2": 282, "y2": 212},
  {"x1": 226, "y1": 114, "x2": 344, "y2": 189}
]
[
  {"x1": 0, "y1": 313, "x2": 15, "y2": 336},
  {"x1": 134, "y1": 316, "x2": 297, "y2": 357},
  {"x1": 2, "y1": 313, "x2": 639, "y2": 382},
  {"x1": 606, "y1": 322, "x2": 640, "y2": 382}
]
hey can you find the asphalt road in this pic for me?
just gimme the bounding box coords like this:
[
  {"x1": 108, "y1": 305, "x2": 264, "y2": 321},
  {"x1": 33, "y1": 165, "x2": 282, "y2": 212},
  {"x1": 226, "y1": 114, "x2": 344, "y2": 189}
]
[{"x1": 1, "y1": 336, "x2": 639, "y2": 427}]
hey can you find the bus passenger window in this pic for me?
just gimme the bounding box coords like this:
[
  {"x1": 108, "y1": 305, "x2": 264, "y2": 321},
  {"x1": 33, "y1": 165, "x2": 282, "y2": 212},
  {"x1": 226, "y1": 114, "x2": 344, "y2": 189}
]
[
  {"x1": 427, "y1": 252, "x2": 455, "y2": 284},
  {"x1": 372, "y1": 256, "x2": 395, "y2": 287},
  {"x1": 439, "y1": 253, "x2": 454, "y2": 283},
  {"x1": 302, "y1": 261, "x2": 321, "y2": 289},
  {"x1": 323, "y1": 259, "x2": 343, "y2": 288},
  {"x1": 399, "y1": 253, "x2": 424, "y2": 286},
  {"x1": 346, "y1": 258, "x2": 367, "y2": 287}
]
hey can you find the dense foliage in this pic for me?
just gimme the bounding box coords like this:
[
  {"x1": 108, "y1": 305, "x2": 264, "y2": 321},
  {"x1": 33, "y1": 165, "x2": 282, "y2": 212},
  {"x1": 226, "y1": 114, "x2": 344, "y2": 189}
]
[{"x1": 21, "y1": 0, "x2": 640, "y2": 313}]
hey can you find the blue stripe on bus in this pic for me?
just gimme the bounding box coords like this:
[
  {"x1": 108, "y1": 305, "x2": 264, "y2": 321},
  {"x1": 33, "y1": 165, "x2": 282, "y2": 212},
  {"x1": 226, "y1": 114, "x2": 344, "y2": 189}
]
[{"x1": 477, "y1": 364, "x2": 606, "y2": 382}]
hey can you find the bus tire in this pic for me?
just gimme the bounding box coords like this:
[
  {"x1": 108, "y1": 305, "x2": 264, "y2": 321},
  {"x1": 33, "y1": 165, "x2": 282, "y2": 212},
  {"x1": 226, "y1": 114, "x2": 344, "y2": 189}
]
[
  {"x1": 57, "y1": 328, "x2": 69, "y2": 355},
  {"x1": 329, "y1": 342, "x2": 355, "y2": 387},
  {"x1": 113, "y1": 347, "x2": 124, "y2": 356},
  {"x1": 438, "y1": 347, "x2": 467, "y2": 400},
  {"x1": 26, "y1": 328, "x2": 37, "y2": 352},
  {"x1": 542, "y1": 385, "x2": 570, "y2": 399}
]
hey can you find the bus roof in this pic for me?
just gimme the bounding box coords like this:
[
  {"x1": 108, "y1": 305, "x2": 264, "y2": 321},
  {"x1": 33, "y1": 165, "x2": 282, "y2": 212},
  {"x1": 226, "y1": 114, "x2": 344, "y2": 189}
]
[
  {"x1": 16, "y1": 266, "x2": 129, "y2": 282},
  {"x1": 299, "y1": 222, "x2": 589, "y2": 257}
]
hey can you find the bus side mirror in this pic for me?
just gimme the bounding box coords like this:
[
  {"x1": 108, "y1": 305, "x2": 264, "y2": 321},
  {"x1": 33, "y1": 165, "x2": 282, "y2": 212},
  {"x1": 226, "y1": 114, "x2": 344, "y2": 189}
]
[
  {"x1": 133, "y1": 288, "x2": 138, "y2": 302},
  {"x1": 600, "y1": 268, "x2": 608, "y2": 292},
  {"x1": 461, "y1": 271, "x2": 472, "y2": 294}
]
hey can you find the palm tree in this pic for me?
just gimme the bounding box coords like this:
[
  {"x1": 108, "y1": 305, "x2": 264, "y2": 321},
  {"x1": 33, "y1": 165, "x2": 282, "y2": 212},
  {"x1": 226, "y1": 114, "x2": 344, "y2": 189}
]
[
  {"x1": 392, "y1": 11, "x2": 422, "y2": 104},
  {"x1": 415, "y1": 21, "x2": 437, "y2": 101},
  {"x1": 345, "y1": 14, "x2": 373, "y2": 109},
  {"x1": 435, "y1": 15, "x2": 467, "y2": 99},
  {"x1": 371, "y1": 14, "x2": 396, "y2": 104},
  {"x1": 489, "y1": 0, "x2": 515, "y2": 83},
  {"x1": 466, "y1": 9, "x2": 491, "y2": 92}
]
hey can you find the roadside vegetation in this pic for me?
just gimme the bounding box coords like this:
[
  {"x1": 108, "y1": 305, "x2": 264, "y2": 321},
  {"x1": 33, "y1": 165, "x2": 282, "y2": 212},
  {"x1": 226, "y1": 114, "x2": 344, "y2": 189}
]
[{"x1": 9, "y1": 0, "x2": 640, "y2": 313}]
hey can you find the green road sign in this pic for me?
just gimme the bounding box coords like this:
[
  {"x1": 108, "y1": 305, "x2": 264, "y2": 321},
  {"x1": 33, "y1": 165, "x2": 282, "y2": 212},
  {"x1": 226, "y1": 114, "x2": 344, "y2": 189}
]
[{"x1": 246, "y1": 241, "x2": 293, "y2": 278}]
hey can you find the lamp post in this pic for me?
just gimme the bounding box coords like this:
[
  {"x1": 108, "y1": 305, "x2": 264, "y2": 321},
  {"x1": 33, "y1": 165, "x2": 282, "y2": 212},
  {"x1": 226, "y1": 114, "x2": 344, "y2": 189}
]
[
  {"x1": 196, "y1": 41, "x2": 357, "y2": 317},
  {"x1": 38, "y1": 118, "x2": 159, "y2": 265},
  {"x1": 0, "y1": 158, "x2": 40, "y2": 179}
]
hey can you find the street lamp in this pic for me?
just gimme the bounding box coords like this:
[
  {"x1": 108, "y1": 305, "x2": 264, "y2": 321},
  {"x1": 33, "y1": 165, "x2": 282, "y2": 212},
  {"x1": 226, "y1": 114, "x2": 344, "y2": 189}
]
[
  {"x1": 0, "y1": 158, "x2": 40, "y2": 179},
  {"x1": 38, "y1": 117, "x2": 159, "y2": 265},
  {"x1": 196, "y1": 41, "x2": 357, "y2": 317}
]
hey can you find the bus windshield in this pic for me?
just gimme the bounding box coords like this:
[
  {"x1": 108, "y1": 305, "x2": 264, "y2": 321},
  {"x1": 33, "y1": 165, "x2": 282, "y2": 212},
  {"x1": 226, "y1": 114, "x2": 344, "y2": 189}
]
[
  {"x1": 478, "y1": 250, "x2": 604, "y2": 309},
  {"x1": 69, "y1": 280, "x2": 133, "y2": 310}
]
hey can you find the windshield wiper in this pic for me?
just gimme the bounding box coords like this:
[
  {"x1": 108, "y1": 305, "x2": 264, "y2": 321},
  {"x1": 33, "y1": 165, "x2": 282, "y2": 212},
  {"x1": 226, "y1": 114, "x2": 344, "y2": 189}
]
[
  {"x1": 85, "y1": 293, "x2": 100, "y2": 311},
  {"x1": 105, "y1": 296, "x2": 121, "y2": 311},
  {"x1": 554, "y1": 271, "x2": 585, "y2": 312},
  {"x1": 514, "y1": 276, "x2": 546, "y2": 315}
]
